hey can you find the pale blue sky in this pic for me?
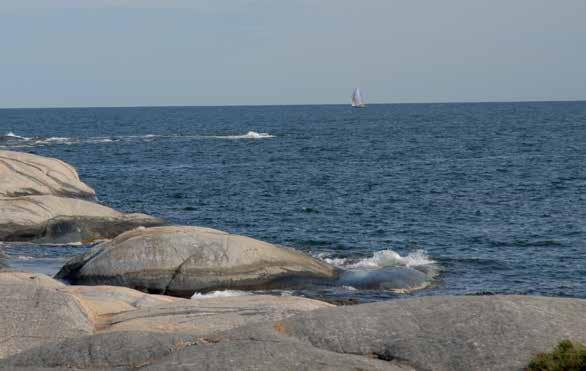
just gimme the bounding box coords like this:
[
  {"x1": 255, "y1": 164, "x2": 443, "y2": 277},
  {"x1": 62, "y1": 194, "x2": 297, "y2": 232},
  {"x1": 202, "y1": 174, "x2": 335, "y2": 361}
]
[{"x1": 1, "y1": 0, "x2": 585, "y2": 108}]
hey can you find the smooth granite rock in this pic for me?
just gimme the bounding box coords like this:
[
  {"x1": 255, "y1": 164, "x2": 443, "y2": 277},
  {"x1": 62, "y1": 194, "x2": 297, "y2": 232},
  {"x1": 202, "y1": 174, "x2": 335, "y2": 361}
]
[
  {"x1": 56, "y1": 226, "x2": 339, "y2": 296},
  {"x1": 1, "y1": 329, "x2": 408, "y2": 371},
  {"x1": 1, "y1": 331, "x2": 204, "y2": 370},
  {"x1": 0, "y1": 270, "x2": 66, "y2": 289},
  {"x1": 59, "y1": 285, "x2": 187, "y2": 323},
  {"x1": 102, "y1": 294, "x2": 333, "y2": 334},
  {"x1": 4, "y1": 292, "x2": 586, "y2": 370},
  {"x1": 0, "y1": 270, "x2": 335, "y2": 366},
  {"x1": 0, "y1": 196, "x2": 164, "y2": 243},
  {"x1": 0, "y1": 274, "x2": 94, "y2": 359},
  {"x1": 0, "y1": 150, "x2": 95, "y2": 199},
  {"x1": 266, "y1": 295, "x2": 586, "y2": 371}
]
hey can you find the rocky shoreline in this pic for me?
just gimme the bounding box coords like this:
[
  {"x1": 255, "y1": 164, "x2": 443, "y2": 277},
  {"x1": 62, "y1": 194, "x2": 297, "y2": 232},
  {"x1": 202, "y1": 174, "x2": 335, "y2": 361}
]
[{"x1": 0, "y1": 150, "x2": 583, "y2": 370}]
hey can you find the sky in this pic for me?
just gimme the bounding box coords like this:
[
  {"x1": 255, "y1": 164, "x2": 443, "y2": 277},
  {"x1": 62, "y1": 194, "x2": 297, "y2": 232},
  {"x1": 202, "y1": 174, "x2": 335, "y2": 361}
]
[{"x1": 1, "y1": 0, "x2": 585, "y2": 108}]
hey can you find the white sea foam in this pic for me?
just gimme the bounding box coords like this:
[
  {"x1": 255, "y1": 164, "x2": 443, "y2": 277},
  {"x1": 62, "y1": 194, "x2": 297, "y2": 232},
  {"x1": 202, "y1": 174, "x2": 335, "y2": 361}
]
[
  {"x1": 321, "y1": 249, "x2": 435, "y2": 270},
  {"x1": 191, "y1": 290, "x2": 251, "y2": 299},
  {"x1": 213, "y1": 131, "x2": 274, "y2": 139},
  {"x1": 86, "y1": 137, "x2": 114, "y2": 143}
]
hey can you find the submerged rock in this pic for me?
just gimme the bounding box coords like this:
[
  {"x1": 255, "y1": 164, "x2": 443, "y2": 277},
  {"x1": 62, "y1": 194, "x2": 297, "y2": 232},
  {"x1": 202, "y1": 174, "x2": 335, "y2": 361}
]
[
  {"x1": 0, "y1": 150, "x2": 95, "y2": 199},
  {"x1": 0, "y1": 195, "x2": 164, "y2": 243},
  {"x1": 57, "y1": 226, "x2": 339, "y2": 296},
  {"x1": 337, "y1": 266, "x2": 430, "y2": 292}
]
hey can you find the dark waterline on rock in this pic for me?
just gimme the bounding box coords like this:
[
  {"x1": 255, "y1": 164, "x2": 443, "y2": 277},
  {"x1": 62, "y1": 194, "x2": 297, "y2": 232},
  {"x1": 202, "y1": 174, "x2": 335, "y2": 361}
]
[{"x1": 1, "y1": 102, "x2": 586, "y2": 302}]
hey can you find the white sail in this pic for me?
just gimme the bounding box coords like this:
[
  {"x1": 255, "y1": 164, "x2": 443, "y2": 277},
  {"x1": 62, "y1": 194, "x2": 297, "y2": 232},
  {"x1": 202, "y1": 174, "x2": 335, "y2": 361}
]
[{"x1": 351, "y1": 88, "x2": 365, "y2": 107}]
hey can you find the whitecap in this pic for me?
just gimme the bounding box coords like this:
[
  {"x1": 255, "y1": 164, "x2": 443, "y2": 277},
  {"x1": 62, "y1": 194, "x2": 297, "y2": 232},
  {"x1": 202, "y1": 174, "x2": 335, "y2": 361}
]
[
  {"x1": 212, "y1": 131, "x2": 274, "y2": 139},
  {"x1": 191, "y1": 290, "x2": 251, "y2": 299}
]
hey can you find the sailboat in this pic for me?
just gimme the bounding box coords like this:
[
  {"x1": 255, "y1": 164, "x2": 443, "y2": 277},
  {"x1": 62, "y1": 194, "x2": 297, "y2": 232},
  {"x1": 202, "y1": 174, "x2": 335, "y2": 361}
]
[{"x1": 351, "y1": 88, "x2": 366, "y2": 108}]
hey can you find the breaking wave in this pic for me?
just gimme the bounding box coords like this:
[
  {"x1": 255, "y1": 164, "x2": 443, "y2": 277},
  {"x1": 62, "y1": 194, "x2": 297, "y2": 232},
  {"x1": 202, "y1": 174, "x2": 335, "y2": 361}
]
[{"x1": 319, "y1": 249, "x2": 435, "y2": 270}]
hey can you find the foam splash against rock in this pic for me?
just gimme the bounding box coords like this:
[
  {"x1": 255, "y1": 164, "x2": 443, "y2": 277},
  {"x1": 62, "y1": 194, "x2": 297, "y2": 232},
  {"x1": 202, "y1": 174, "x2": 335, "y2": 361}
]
[{"x1": 320, "y1": 249, "x2": 435, "y2": 270}]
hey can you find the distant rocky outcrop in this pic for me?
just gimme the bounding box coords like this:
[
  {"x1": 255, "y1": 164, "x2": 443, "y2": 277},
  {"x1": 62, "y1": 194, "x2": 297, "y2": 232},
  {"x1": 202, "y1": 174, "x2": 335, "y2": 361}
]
[
  {"x1": 0, "y1": 151, "x2": 165, "y2": 243},
  {"x1": 56, "y1": 226, "x2": 339, "y2": 296},
  {"x1": 3, "y1": 275, "x2": 586, "y2": 371}
]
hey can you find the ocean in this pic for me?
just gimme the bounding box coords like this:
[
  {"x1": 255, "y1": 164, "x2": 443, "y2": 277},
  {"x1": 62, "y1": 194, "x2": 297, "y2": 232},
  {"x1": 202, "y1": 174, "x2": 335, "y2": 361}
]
[{"x1": 1, "y1": 101, "x2": 586, "y2": 302}]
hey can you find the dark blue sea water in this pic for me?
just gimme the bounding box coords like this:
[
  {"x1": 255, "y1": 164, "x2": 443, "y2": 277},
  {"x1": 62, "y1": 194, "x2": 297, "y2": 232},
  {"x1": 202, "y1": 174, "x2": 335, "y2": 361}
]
[{"x1": 2, "y1": 102, "x2": 586, "y2": 302}]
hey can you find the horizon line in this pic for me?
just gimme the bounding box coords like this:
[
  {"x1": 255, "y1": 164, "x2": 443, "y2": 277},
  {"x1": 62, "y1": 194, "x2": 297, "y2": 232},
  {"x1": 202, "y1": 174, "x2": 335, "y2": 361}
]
[{"x1": 1, "y1": 98, "x2": 585, "y2": 110}]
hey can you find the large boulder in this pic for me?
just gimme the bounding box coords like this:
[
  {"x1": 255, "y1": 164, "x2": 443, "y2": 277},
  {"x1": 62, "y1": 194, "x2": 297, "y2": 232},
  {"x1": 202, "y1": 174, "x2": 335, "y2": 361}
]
[
  {"x1": 0, "y1": 195, "x2": 164, "y2": 243},
  {"x1": 0, "y1": 150, "x2": 95, "y2": 199},
  {"x1": 56, "y1": 226, "x2": 339, "y2": 297}
]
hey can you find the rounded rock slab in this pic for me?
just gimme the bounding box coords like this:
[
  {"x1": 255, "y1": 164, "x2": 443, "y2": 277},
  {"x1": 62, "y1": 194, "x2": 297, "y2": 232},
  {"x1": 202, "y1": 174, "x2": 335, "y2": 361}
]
[
  {"x1": 0, "y1": 195, "x2": 165, "y2": 243},
  {"x1": 56, "y1": 226, "x2": 339, "y2": 296},
  {"x1": 0, "y1": 150, "x2": 95, "y2": 199}
]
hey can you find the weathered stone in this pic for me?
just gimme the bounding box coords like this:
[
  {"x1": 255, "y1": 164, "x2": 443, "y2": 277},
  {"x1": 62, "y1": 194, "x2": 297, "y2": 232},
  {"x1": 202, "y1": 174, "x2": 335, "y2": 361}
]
[
  {"x1": 0, "y1": 150, "x2": 95, "y2": 199},
  {"x1": 0, "y1": 270, "x2": 65, "y2": 289},
  {"x1": 267, "y1": 295, "x2": 586, "y2": 371},
  {"x1": 59, "y1": 285, "x2": 187, "y2": 320},
  {"x1": 56, "y1": 226, "x2": 338, "y2": 296},
  {"x1": 6, "y1": 293, "x2": 586, "y2": 370},
  {"x1": 102, "y1": 295, "x2": 333, "y2": 334},
  {"x1": 0, "y1": 196, "x2": 164, "y2": 243},
  {"x1": 0, "y1": 269, "x2": 337, "y2": 367},
  {"x1": 0, "y1": 274, "x2": 94, "y2": 359},
  {"x1": 141, "y1": 332, "x2": 408, "y2": 371},
  {"x1": 1, "y1": 331, "x2": 203, "y2": 370},
  {"x1": 1, "y1": 329, "x2": 408, "y2": 371}
]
